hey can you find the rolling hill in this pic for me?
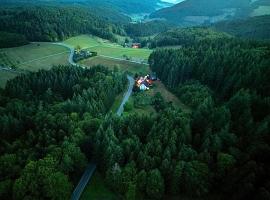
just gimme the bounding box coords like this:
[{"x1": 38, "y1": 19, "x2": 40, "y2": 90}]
[
  {"x1": 150, "y1": 0, "x2": 270, "y2": 26},
  {"x1": 213, "y1": 15, "x2": 270, "y2": 40},
  {"x1": 0, "y1": 0, "x2": 167, "y2": 14}
]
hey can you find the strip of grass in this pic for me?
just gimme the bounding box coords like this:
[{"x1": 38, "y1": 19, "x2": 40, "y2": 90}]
[
  {"x1": 81, "y1": 56, "x2": 150, "y2": 75},
  {"x1": 89, "y1": 46, "x2": 151, "y2": 60},
  {"x1": 153, "y1": 81, "x2": 192, "y2": 113},
  {"x1": 80, "y1": 172, "x2": 119, "y2": 200}
]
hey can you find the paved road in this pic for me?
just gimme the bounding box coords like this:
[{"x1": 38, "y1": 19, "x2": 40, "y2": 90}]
[
  {"x1": 58, "y1": 43, "x2": 135, "y2": 200},
  {"x1": 52, "y1": 43, "x2": 78, "y2": 67},
  {"x1": 71, "y1": 163, "x2": 97, "y2": 200},
  {"x1": 70, "y1": 75, "x2": 134, "y2": 200},
  {"x1": 117, "y1": 75, "x2": 135, "y2": 116}
]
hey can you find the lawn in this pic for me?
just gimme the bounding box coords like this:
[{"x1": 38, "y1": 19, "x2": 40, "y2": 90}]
[
  {"x1": 80, "y1": 172, "x2": 119, "y2": 200},
  {"x1": 64, "y1": 35, "x2": 152, "y2": 61},
  {"x1": 0, "y1": 43, "x2": 69, "y2": 71},
  {"x1": 64, "y1": 35, "x2": 102, "y2": 49},
  {"x1": 110, "y1": 91, "x2": 126, "y2": 113},
  {"x1": 0, "y1": 70, "x2": 20, "y2": 88},
  {"x1": 81, "y1": 56, "x2": 150, "y2": 74}
]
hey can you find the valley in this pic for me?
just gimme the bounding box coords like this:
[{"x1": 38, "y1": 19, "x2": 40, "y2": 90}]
[{"x1": 0, "y1": 1, "x2": 269, "y2": 200}]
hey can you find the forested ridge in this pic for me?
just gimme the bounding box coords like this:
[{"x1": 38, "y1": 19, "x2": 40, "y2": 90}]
[
  {"x1": 149, "y1": 27, "x2": 231, "y2": 48},
  {"x1": 0, "y1": 65, "x2": 126, "y2": 199},
  {"x1": 145, "y1": 36, "x2": 270, "y2": 199},
  {"x1": 0, "y1": 6, "x2": 125, "y2": 42}
]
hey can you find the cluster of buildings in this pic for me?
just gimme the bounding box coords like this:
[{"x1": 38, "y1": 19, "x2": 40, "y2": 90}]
[
  {"x1": 73, "y1": 49, "x2": 97, "y2": 62},
  {"x1": 135, "y1": 73, "x2": 157, "y2": 91}
]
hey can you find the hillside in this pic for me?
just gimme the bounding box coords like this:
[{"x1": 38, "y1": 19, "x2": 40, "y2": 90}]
[
  {"x1": 213, "y1": 15, "x2": 270, "y2": 40},
  {"x1": 0, "y1": 0, "x2": 162, "y2": 14},
  {"x1": 150, "y1": 0, "x2": 270, "y2": 26},
  {"x1": 149, "y1": 27, "x2": 231, "y2": 48},
  {"x1": 0, "y1": 6, "x2": 124, "y2": 42}
]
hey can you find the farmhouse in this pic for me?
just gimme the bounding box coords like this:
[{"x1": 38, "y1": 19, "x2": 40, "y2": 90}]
[
  {"x1": 132, "y1": 43, "x2": 141, "y2": 49},
  {"x1": 136, "y1": 74, "x2": 154, "y2": 91}
]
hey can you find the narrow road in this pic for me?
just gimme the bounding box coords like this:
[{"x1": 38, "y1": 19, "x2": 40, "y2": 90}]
[
  {"x1": 117, "y1": 75, "x2": 135, "y2": 116},
  {"x1": 58, "y1": 43, "x2": 135, "y2": 200},
  {"x1": 71, "y1": 164, "x2": 97, "y2": 200}
]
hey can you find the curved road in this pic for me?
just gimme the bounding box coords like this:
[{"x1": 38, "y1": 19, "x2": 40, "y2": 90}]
[
  {"x1": 52, "y1": 43, "x2": 78, "y2": 67},
  {"x1": 57, "y1": 42, "x2": 135, "y2": 200},
  {"x1": 117, "y1": 75, "x2": 135, "y2": 116}
]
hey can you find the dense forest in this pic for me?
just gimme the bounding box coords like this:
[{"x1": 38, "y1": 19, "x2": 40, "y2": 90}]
[
  {"x1": 0, "y1": 65, "x2": 126, "y2": 199},
  {"x1": 0, "y1": 6, "x2": 125, "y2": 42},
  {"x1": 146, "y1": 36, "x2": 270, "y2": 199},
  {"x1": 149, "y1": 27, "x2": 231, "y2": 48},
  {"x1": 124, "y1": 20, "x2": 172, "y2": 37},
  {"x1": 0, "y1": 32, "x2": 29, "y2": 48}
]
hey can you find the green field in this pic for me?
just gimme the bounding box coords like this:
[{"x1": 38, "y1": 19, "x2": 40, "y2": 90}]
[
  {"x1": 64, "y1": 35, "x2": 152, "y2": 61},
  {"x1": 81, "y1": 56, "x2": 150, "y2": 74},
  {"x1": 80, "y1": 172, "x2": 119, "y2": 200},
  {"x1": 0, "y1": 43, "x2": 69, "y2": 71},
  {"x1": 251, "y1": 6, "x2": 270, "y2": 16}
]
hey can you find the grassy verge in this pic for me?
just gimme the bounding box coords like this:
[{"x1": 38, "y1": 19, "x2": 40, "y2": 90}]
[
  {"x1": 80, "y1": 172, "x2": 119, "y2": 200},
  {"x1": 153, "y1": 81, "x2": 192, "y2": 113}
]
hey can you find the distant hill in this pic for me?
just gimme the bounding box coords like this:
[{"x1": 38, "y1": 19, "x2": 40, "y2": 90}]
[
  {"x1": 0, "y1": 0, "x2": 164, "y2": 14},
  {"x1": 213, "y1": 15, "x2": 270, "y2": 40},
  {"x1": 0, "y1": 0, "x2": 132, "y2": 24},
  {"x1": 150, "y1": 0, "x2": 270, "y2": 26}
]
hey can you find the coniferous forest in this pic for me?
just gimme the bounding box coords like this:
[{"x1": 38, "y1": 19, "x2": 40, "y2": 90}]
[
  {"x1": 0, "y1": 1, "x2": 270, "y2": 200},
  {"x1": 0, "y1": 66, "x2": 126, "y2": 199}
]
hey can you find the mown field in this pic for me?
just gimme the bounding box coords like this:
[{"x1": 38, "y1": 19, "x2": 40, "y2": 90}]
[
  {"x1": 0, "y1": 43, "x2": 69, "y2": 71},
  {"x1": 64, "y1": 35, "x2": 152, "y2": 61},
  {"x1": 0, "y1": 43, "x2": 69, "y2": 87}
]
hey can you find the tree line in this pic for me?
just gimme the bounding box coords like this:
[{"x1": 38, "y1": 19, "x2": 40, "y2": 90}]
[
  {"x1": 0, "y1": 65, "x2": 126, "y2": 199},
  {"x1": 0, "y1": 32, "x2": 29, "y2": 48}
]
